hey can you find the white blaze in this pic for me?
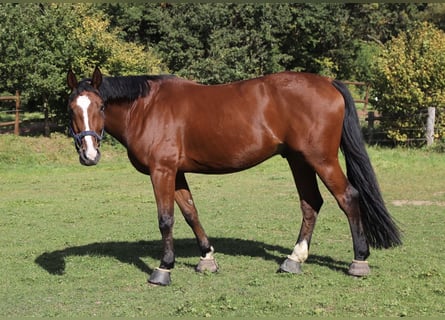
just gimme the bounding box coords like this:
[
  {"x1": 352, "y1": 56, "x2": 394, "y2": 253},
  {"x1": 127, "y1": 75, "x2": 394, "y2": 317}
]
[
  {"x1": 76, "y1": 95, "x2": 98, "y2": 160},
  {"x1": 288, "y1": 240, "x2": 308, "y2": 263}
]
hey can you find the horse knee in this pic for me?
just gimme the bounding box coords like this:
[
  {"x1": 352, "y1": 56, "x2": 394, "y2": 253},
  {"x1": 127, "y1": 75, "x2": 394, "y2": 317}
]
[{"x1": 159, "y1": 213, "x2": 174, "y2": 231}]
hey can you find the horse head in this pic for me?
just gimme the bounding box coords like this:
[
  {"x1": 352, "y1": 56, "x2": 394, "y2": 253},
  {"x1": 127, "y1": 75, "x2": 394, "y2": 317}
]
[{"x1": 67, "y1": 67, "x2": 104, "y2": 166}]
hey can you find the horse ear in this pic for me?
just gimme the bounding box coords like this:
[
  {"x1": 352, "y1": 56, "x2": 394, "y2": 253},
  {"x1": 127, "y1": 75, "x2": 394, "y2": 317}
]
[
  {"x1": 67, "y1": 69, "x2": 78, "y2": 90},
  {"x1": 91, "y1": 67, "x2": 102, "y2": 90}
]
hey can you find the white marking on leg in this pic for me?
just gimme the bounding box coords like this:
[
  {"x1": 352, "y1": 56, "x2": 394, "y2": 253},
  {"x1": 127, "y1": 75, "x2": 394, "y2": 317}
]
[
  {"x1": 76, "y1": 95, "x2": 98, "y2": 160},
  {"x1": 201, "y1": 246, "x2": 215, "y2": 261},
  {"x1": 196, "y1": 245, "x2": 219, "y2": 272},
  {"x1": 288, "y1": 240, "x2": 308, "y2": 263}
]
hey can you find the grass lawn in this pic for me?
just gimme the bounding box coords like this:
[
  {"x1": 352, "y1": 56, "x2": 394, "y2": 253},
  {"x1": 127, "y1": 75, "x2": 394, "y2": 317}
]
[{"x1": 0, "y1": 134, "x2": 444, "y2": 317}]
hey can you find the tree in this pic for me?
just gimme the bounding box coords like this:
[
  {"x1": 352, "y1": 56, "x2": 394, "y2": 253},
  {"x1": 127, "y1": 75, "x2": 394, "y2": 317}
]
[
  {"x1": 371, "y1": 22, "x2": 445, "y2": 144},
  {"x1": 182, "y1": 3, "x2": 293, "y2": 83},
  {"x1": 419, "y1": 3, "x2": 445, "y2": 32},
  {"x1": 71, "y1": 4, "x2": 166, "y2": 78},
  {"x1": 102, "y1": 3, "x2": 359, "y2": 83},
  {"x1": 0, "y1": 4, "x2": 81, "y2": 135},
  {"x1": 0, "y1": 4, "x2": 166, "y2": 135},
  {"x1": 347, "y1": 3, "x2": 427, "y2": 44}
]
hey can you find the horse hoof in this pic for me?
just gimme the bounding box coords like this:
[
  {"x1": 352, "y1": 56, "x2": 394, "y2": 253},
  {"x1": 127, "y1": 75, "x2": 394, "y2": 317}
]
[
  {"x1": 148, "y1": 268, "x2": 171, "y2": 286},
  {"x1": 348, "y1": 260, "x2": 370, "y2": 277},
  {"x1": 196, "y1": 258, "x2": 219, "y2": 273},
  {"x1": 278, "y1": 258, "x2": 302, "y2": 274}
]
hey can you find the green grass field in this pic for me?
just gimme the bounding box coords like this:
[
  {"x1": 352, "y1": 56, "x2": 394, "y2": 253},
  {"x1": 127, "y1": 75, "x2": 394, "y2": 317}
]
[{"x1": 0, "y1": 134, "x2": 444, "y2": 317}]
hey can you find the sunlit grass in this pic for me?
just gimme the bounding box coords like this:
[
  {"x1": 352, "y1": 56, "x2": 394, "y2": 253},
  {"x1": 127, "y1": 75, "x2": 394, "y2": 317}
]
[{"x1": 0, "y1": 135, "x2": 444, "y2": 316}]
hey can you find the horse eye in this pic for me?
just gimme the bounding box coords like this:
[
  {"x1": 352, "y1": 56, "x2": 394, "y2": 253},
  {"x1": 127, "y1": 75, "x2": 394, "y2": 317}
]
[{"x1": 100, "y1": 105, "x2": 105, "y2": 112}]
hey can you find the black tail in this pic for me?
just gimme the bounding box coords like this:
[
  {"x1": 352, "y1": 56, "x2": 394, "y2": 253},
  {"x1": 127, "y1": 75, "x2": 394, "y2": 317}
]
[{"x1": 332, "y1": 79, "x2": 402, "y2": 249}]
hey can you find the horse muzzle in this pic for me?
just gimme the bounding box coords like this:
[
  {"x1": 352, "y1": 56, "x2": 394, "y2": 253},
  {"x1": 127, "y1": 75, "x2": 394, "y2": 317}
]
[
  {"x1": 70, "y1": 127, "x2": 104, "y2": 166},
  {"x1": 78, "y1": 147, "x2": 101, "y2": 166}
]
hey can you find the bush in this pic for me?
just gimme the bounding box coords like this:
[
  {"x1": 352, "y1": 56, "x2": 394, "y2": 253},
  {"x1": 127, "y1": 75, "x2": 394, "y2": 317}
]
[{"x1": 371, "y1": 22, "x2": 445, "y2": 145}]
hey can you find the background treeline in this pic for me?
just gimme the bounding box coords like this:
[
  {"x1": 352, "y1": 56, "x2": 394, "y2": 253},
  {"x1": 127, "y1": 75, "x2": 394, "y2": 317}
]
[
  {"x1": 1, "y1": 3, "x2": 444, "y2": 145},
  {"x1": 102, "y1": 3, "x2": 430, "y2": 83}
]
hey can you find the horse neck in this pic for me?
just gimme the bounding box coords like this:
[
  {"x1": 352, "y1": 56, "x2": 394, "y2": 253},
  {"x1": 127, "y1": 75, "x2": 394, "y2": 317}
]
[{"x1": 104, "y1": 101, "x2": 132, "y2": 146}]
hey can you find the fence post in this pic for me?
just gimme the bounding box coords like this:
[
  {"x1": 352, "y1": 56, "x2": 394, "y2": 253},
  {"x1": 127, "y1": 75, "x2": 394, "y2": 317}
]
[
  {"x1": 367, "y1": 111, "x2": 375, "y2": 144},
  {"x1": 426, "y1": 107, "x2": 436, "y2": 146},
  {"x1": 364, "y1": 83, "x2": 369, "y2": 113},
  {"x1": 14, "y1": 90, "x2": 20, "y2": 136},
  {"x1": 367, "y1": 111, "x2": 375, "y2": 129}
]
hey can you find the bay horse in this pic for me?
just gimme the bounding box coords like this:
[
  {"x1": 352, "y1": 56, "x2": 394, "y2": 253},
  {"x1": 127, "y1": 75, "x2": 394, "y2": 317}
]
[{"x1": 67, "y1": 67, "x2": 401, "y2": 286}]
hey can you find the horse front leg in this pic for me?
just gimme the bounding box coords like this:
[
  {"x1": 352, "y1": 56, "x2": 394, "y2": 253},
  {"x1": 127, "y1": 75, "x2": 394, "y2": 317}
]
[
  {"x1": 175, "y1": 172, "x2": 218, "y2": 273},
  {"x1": 148, "y1": 167, "x2": 176, "y2": 286}
]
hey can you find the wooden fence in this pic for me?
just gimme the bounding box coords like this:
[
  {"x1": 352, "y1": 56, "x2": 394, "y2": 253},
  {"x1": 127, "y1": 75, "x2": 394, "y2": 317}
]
[
  {"x1": 343, "y1": 81, "x2": 370, "y2": 117},
  {"x1": 343, "y1": 81, "x2": 438, "y2": 146},
  {"x1": 0, "y1": 91, "x2": 21, "y2": 135}
]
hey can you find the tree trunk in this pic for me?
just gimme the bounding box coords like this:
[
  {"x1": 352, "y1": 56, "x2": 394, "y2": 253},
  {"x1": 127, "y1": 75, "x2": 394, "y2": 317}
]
[
  {"x1": 426, "y1": 107, "x2": 436, "y2": 146},
  {"x1": 44, "y1": 98, "x2": 50, "y2": 137}
]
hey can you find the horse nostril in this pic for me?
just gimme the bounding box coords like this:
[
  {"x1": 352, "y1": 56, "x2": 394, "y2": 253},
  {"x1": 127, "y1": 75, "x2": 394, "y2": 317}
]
[{"x1": 79, "y1": 148, "x2": 101, "y2": 166}]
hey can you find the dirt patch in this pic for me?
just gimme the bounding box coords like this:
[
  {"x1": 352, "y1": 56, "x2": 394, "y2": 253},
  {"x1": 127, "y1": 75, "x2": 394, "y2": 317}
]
[{"x1": 392, "y1": 200, "x2": 445, "y2": 207}]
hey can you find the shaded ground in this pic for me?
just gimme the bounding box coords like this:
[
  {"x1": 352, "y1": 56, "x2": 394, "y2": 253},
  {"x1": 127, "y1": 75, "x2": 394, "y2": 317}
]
[{"x1": 0, "y1": 119, "x2": 65, "y2": 136}]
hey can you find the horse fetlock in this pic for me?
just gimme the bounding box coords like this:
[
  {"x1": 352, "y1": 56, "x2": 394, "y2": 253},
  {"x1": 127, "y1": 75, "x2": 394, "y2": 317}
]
[{"x1": 288, "y1": 240, "x2": 309, "y2": 264}]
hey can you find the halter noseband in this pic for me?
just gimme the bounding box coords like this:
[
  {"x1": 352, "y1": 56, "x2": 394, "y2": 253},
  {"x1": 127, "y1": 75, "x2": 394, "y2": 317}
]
[{"x1": 69, "y1": 126, "x2": 104, "y2": 151}]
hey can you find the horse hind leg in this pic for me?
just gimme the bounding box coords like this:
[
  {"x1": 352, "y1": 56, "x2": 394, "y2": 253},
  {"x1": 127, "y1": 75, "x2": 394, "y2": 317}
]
[
  {"x1": 174, "y1": 172, "x2": 218, "y2": 273},
  {"x1": 279, "y1": 152, "x2": 323, "y2": 274},
  {"x1": 310, "y1": 156, "x2": 371, "y2": 276}
]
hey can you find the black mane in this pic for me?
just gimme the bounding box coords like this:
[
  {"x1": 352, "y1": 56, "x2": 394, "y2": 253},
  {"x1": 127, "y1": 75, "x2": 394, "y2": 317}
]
[
  {"x1": 73, "y1": 74, "x2": 175, "y2": 103},
  {"x1": 99, "y1": 75, "x2": 175, "y2": 102}
]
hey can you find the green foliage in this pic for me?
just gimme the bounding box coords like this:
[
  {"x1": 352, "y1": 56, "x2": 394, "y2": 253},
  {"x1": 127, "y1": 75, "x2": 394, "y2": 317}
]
[
  {"x1": 351, "y1": 42, "x2": 381, "y2": 81},
  {"x1": 0, "y1": 4, "x2": 165, "y2": 124},
  {"x1": 371, "y1": 22, "x2": 445, "y2": 143},
  {"x1": 347, "y1": 3, "x2": 427, "y2": 44},
  {"x1": 70, "y1": 4, "x2": 167, "y2": 78},
  {"x1": 0, "y1": 4, "x2": 75, "y2": 107},
  {"x1": 102, "y1": 3, "x2": 430, "y2": 84},
  {"x1": 282, "y1": 3, "x2": 354, "y2": 78},
  {"x1": 102, "y1": 3, "x2": 359, "y2": 83},
  {"x1": 103, "y1": 3, "x2": 294, "y2": 84},
  {"x1": 419, "y1": 3, "x2": 445, "y2": 31}
]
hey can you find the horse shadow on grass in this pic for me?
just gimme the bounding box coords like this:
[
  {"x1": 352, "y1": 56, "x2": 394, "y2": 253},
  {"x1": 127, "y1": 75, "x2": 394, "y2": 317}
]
[{"x1": 35, "y1": 237, "x2": 350, "y2": 276}]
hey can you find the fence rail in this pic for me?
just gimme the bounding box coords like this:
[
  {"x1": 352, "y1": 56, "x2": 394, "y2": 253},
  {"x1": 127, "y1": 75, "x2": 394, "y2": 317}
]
[
  {"x1": 343, "y1": 81, "x2": 443, "y2": 146},
  {"x1": 0, "y1": 91, "x2": 21, "y2": 135}
]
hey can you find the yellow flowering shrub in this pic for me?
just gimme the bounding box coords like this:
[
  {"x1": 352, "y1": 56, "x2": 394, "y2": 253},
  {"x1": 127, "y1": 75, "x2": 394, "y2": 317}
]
[
  {"x1": 372, "y1": 22, "x2": 445, "y2": 143},
  {"x1": 71, "y1": 4, "x2": 166, "y2": 77}
]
